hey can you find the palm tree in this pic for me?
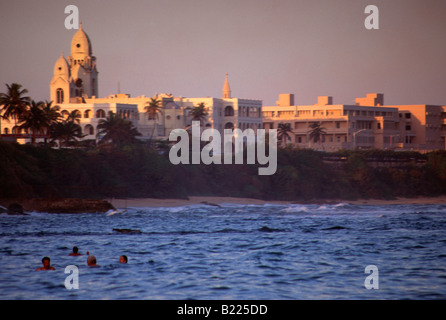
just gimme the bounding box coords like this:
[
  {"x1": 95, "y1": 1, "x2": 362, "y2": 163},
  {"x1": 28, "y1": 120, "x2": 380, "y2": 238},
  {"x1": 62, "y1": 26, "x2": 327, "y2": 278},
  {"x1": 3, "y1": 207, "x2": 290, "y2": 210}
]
[
  {"x1": 97, "y1": 111, "x2": 141, "y2": 146},
  {"x1": 18, "y1": 100, "x2": 46, "y2": 145},
  {"x1": 66, "y1": 110, "x2": 81, "y2": 124},
  {"x1": 190, "y1": 102, "x2": 208, "y2": 126},
  {"x1": 144, "y1": 97, "x2": 163, "y2": 146},
  {"x1": 49, "y1": 120, "x2": 85, "y2": 148},
  {"x1": 277, "y1": 122, "x2": 293, "y2": 147},
  {"x1": 0, "y1": 83, "x2": 30, "y2": 137},
  {"x1": 41, "y1": 100, "x2": 61, "y2": 135},
  {"x1": 308, "y1": 121, "x2": 327, "y2": 149}
]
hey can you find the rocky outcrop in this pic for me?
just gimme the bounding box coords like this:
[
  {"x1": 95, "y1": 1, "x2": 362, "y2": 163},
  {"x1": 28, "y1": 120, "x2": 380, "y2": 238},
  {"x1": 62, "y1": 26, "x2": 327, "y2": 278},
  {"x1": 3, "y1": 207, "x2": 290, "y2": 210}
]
[
  {"x1": 33, "y1": 198, "x2": 115, "y2": 213},
  {"x1": 0, "y1": 198, "x2": 115, "y2": 214}
]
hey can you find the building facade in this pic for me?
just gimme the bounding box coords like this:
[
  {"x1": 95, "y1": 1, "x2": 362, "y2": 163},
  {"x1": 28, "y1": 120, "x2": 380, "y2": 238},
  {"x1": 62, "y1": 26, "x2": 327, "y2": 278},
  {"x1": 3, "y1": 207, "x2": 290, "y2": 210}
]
[
  {"x1": 1, "y1": 25, "x2": 262, "y2": 145},
  {"x1": 263, "y1": 93, "x2": 446, "y2": 152}
]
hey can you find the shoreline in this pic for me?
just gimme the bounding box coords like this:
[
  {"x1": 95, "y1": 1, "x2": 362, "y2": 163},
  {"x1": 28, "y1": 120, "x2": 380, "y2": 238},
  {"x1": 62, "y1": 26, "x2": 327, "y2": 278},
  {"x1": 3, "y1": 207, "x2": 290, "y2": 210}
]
[
  {"x1": 2, "y1": 195, "x2": 445, "y2": 214},
  {"x1": 107, "y1": 195, "x2": 446, "y2": 209}
]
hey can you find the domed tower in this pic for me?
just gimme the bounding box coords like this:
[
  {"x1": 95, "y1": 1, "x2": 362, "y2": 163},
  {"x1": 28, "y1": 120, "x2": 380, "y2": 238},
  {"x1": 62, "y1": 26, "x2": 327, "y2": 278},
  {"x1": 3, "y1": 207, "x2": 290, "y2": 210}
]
[
  {"x1": 50, "y1": 53, "x2": 72, "y2": 104},
  {"x1": 67, "y1": 23, "x2": 98, "y2": 100},
  {"x1": 50, "y1": 23, "x2": 99, "y2": 104}
]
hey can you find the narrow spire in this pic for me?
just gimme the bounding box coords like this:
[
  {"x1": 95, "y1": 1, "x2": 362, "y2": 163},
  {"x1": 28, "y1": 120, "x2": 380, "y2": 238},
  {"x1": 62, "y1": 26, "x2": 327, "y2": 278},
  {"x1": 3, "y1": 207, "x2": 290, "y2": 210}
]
[{"x1": 222, "y1": 73, "x2": 231, "y2": 99}]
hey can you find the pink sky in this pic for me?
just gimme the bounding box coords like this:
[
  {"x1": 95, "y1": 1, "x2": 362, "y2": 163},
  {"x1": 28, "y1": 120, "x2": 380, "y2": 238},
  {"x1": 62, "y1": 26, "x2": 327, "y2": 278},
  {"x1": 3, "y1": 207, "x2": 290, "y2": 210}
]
[{"x1": 0, "y1": 0, "x2": 445, "y2": 106}]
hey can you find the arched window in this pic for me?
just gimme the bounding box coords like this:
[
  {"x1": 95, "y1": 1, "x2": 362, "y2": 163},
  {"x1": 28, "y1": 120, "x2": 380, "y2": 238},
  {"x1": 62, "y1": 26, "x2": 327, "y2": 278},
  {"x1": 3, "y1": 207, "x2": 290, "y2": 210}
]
[
  {"x1": 56, "y1": 88, "x2": 64, "y2": 103},
  {"x1": 224, "y1": 106, "x2": 234, "y2": 116},
  {"x1": 224, "y1": 122, "x2": 234, "y2": 129},
  {"x1": 96, "y1": 109, "x2": 106, "y2": 118},
  {"x1": 84, "y1": 110, "x2": 91, "y2": 118},
  {"x1": 4, "y1": 128, "x2": 9, "y2": 134},
  {"x1": 85, "y1": 125, "x2": 94, "y2": 135}
]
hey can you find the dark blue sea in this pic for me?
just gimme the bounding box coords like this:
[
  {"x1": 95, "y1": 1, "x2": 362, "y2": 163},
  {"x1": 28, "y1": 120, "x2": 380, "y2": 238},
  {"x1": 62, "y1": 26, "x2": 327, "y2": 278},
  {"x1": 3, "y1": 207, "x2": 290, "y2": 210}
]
[{"x1": 1, "y1": 202, "x2": 446, "y2": 300}]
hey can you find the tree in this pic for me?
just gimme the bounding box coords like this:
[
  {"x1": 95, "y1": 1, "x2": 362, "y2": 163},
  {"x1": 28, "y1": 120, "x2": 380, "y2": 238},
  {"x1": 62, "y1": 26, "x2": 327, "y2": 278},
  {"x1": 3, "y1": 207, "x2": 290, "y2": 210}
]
[
  {"x1": 277, "y1": 122, "x2": 293, "y2": 147},
  {"x1": 144, "y1": 97, "x2": 163, "y2": 146},
  {"x1": 0, "y1": 83, "x2": 30, "y2": 137},
  {"x1": 190, "y1": 102, "x2": 208, "y2": 126},
  {"x1": 97, "y1": 111, "x2": 141, "y2": 147},
  {"x1": 308, "y1": 122, "x2": 327, "y2": 148},
  {"x1": 49, "y1": 120, "x2": 85, "y2": 148},
  {"x1": 40, "y1": 100, "x2": 61, "y2": 135},
  {"x1": 18, "y1": 100, "x2": 46, "y2": 145},
  {"x1": 66, "y1": 110, "x2": 81, "y2": 124}
]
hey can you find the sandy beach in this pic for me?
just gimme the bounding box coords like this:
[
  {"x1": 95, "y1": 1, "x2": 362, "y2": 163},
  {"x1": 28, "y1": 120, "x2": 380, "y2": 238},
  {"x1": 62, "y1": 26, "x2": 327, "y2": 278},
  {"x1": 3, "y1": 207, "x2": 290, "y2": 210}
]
[{"x1": 107, "y1": 195, "x2": 446, "y2": 209}]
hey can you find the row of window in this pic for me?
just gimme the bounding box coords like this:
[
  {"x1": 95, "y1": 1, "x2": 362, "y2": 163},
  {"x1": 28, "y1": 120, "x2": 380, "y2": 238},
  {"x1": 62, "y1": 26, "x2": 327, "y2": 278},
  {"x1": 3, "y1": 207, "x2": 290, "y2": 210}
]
[
  {"x1": 58, "y1": 109, "x2": 137, "y2": 120},
  {"x1": 223, "y1": 106, "x2": 261, "y2": 117},
  {"x1": 294, "y1": 135, "x2": 348, "y2": 144},
  {"x1": 263, "y1": 109, "x2": 395, "y2": 118},
  {"x1": 55, "y1": 81, "x2": 96, "y2": 103}
]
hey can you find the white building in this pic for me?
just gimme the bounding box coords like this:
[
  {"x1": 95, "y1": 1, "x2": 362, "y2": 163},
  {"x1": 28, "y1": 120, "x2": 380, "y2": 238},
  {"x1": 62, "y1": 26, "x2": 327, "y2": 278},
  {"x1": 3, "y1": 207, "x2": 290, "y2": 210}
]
[{"x1": 1, "y1": 25, "x2": 263, "y2": 145}]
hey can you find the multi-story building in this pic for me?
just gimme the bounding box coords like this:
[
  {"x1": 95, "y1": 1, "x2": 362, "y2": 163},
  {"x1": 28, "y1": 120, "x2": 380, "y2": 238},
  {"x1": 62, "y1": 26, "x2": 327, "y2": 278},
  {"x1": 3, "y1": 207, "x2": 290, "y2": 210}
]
[
  {"x1": 0, "y1": 25, "x2": 262, "y2": 145},
  {"x1": 263, "y1": 93, "x2": 400, "y2": 151},
  {"x1": 263, "y1": 93, "x2": 446, "y2": 152}
]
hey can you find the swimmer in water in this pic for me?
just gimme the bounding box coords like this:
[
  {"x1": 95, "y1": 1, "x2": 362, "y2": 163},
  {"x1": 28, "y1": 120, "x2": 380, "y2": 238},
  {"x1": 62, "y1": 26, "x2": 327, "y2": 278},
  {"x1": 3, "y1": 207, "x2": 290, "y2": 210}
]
[
  {"x1": 119, "y1": 255, "x2": 128, "y2": 263},
  {"x1": 87, "y1": 255, "x2": 100, "y2": 267},
  {"x1": 36, "y1": 257, "x2": 55, "y2": 271},
  {"x1": 69, "y1": 246, "x2": 82, "y2": 256}
]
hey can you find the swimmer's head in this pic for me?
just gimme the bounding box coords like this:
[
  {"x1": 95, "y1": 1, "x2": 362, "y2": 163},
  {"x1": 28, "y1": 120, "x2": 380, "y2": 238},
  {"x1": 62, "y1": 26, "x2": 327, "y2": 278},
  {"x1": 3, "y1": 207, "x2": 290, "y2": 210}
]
[{"x1": 87, "y1": 255, "x2": 97, "y2": 266}]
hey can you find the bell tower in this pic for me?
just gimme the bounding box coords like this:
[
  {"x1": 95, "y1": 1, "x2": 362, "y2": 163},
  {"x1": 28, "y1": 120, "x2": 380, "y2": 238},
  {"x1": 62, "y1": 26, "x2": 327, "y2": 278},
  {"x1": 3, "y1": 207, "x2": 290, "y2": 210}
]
[{"x1": 50, "y1": 23, "x2": 98, "y2": 104}]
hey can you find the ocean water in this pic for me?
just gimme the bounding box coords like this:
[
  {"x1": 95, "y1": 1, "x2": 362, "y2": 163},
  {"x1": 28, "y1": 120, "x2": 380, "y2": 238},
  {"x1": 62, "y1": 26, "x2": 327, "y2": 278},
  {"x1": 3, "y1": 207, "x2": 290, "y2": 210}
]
[{"x1": 1, "y1": 202, "x2": 446, "y2": 300}]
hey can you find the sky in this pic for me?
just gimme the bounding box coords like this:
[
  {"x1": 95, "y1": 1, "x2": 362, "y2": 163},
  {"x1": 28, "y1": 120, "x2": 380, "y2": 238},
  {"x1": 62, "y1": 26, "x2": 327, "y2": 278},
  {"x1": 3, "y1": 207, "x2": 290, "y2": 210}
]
[{"x1": 0, "y1": 0, "x2": 445, "y2": 106}]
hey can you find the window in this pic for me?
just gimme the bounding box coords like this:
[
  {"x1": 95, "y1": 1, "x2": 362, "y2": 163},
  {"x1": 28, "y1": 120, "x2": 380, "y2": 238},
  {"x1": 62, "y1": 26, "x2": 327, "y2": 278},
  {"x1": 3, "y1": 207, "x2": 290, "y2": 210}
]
[
  {"x1": 405, "y1": 113, "x2": 411, "y2": 119},
  {"x1": 84, "y1": 110, "x2": 91, "y2": 118},
  {"x1": 377, "y1": 123, "x2": 381, "y2": 129},
  {"x1": 406, "y1": 125, "x2": 411, "y2": 131},
  {"x1": 224, "y1": 106, "x2": 234, "y2": 116},
  {"x1": 85, "y1": 125, "x2": 94, "y2": 135},
  {"x1": 96, "y1": 109, "x2": 106, "y2": 118},
  {"x1": 297, "y1": 136, "x2": 302, "y2": 143},
  {"x1": 56, "y1": 88, "x2": 64, "y2": 103},
  {"x1": 336, "y1": 122, "x2": 340, "y2": 129},
  {"x1": 225, "y1": 122, "x2": 234, "y2": 129}
]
